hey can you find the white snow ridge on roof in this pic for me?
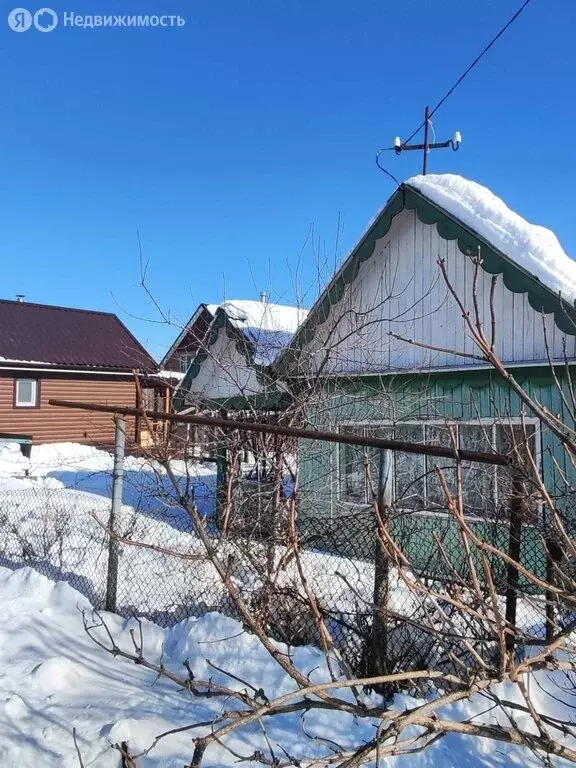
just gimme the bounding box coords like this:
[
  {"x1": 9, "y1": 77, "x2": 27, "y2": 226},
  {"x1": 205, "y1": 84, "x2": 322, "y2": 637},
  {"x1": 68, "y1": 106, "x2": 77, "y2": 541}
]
[
  {"x1": 407, "y1": 174, "x2": 576, "y2": 305},
  {"x1": 206, "y1": 299, "x2": 308, "y2": 365},
  {"x1": 206, "y1": 300, "x2": 307, "y2": 334}
]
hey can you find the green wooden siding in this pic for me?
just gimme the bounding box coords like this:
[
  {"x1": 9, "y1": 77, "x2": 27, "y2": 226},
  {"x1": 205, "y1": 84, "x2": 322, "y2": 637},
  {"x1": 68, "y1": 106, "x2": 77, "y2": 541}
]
[{"x1": 299, "y1": 367, "x2": 575, "y2": 583}]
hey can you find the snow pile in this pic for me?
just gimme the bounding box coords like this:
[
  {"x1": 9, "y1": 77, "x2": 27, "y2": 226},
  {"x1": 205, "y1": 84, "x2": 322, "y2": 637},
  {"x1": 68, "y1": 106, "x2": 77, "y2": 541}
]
[
  {"x1": 0, "y1": 442, "x2": 29, "y2": 480},
  {"x1": 0, "y1": 565, "x2": 344, "y2": 767},
  {"x1": 0, "y1": 565, "x2": 573, "y2": 767},
  {"x1": 2, "y1": 440, "x2": 215, "y2": 480},
  {"x1": 407, "y1": 174, "x2": 576, "y2": 304}
]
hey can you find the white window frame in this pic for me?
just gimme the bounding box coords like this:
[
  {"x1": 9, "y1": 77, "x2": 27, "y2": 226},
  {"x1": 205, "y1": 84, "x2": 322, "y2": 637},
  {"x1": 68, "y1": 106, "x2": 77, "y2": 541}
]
[
  {"x1": 15, "y1": 378, "x2": 38, "y2": 408},
  {"x1": 180, "y1": 353, "x2": 194, "y2": 373},
  {"x1": 337, "y1": 417, "x2": 541, "y2": 521}
]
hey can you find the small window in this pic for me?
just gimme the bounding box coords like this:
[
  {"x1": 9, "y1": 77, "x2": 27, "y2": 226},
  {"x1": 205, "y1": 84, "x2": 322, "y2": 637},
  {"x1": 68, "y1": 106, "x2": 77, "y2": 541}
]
[
  {"x1": 180, "y1": 353, "x2": 194, "y2": 373},
  {"x1": 15, "y1": 378, "x2": 38, "y2": 408}
]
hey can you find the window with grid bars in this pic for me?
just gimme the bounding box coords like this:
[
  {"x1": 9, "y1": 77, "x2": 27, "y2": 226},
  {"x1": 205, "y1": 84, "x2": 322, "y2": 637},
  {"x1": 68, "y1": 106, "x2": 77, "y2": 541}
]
[
  {"x1": 179, "y1": 353, "x2": 195, "y2": 373},
  {"x1": 338, "y1": 421, "x2": 538, "y2": 518}
]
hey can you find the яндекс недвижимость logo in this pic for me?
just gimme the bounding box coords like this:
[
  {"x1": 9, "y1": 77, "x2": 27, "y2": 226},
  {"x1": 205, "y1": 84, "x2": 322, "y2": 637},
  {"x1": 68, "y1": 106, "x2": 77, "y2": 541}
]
[
  {"x1": 7, "y1": 9, "x2": 185, "y2": 30},
  {"x1": 8, "y1": 7, "x2": 58, "y2": 32}
]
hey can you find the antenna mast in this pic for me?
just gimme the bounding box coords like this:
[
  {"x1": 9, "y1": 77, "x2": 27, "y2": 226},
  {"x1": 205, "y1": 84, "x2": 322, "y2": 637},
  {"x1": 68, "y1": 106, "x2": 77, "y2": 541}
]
[{"x1": 392, "y1": 106, "x2": 462, "y2": 175}]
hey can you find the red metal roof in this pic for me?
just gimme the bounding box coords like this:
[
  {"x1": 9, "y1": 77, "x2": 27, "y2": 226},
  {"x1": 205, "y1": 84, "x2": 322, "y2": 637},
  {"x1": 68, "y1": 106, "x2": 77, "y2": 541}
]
[{"x1": 0, "y1": 299, "x2": 157, "y2": 372}]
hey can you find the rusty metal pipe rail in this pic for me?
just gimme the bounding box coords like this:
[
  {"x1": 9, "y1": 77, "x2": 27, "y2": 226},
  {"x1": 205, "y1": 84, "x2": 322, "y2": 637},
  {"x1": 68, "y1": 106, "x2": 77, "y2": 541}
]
[{"x1": 48, "y1": 398, "x2": 509, "y2": 467}]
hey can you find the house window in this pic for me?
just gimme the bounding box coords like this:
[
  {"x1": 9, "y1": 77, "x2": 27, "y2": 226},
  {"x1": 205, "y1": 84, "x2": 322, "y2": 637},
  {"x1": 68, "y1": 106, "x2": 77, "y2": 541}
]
[
  {"x1": 15, "y1": 378, "x2": 38, "y2": 408},
  {"x1": 180, "y1": 354, "x2": 194, "y2": 373},
  {"x1": 338, "y1": 420, "x2": 538, "y2": 518}
]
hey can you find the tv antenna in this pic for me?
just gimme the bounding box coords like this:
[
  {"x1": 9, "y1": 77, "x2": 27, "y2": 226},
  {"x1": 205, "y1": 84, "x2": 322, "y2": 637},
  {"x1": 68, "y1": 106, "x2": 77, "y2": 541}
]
[{"x1": 388, "y1": 106, "x2": 462, "y2": 175}]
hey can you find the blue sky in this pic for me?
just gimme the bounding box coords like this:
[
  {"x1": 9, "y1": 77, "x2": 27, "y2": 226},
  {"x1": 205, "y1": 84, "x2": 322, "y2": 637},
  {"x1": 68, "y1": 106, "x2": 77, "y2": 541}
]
[{"x1": 1, "y1": 0, "x2": 573, "y2": 360}]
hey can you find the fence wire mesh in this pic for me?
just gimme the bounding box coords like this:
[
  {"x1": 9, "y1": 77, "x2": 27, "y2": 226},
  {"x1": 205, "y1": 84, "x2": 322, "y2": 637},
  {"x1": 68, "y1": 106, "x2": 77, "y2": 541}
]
[{"x1": 0, "y1": 422, "x2": 559, "y2": 682}]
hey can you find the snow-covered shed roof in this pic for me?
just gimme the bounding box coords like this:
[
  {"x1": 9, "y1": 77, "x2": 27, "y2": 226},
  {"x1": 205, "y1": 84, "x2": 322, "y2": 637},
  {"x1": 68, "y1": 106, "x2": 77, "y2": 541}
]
[
  {"x1": 172, "y1": 299, "x2": 307, "y2": 410},
  {"x1": 206, "y1": 300, "x2": 305, "y2": 335},
  {"x1": 407, "y1": 174, "x2": 576, "y2": 305},
  {"x1": 206, "y1": 300, "x2": 308, "y2": 365},
  {"x1": 160, "y1": 299, "x2": 307, "y2": 371}
]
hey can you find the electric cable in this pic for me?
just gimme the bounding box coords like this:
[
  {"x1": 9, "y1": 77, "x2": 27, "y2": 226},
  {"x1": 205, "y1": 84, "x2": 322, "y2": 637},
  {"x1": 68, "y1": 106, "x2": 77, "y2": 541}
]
[
  {"x1": 401, "y1": 0, "x2": 534, "y2": 147},
  {"x1": 375, "y1": 148, "x2": 401, "y2": 186}
]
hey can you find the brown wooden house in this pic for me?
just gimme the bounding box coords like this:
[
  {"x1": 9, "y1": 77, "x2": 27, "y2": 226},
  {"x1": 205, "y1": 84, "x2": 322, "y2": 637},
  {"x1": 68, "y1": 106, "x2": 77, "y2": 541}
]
[{"x1": 0, "y1": 299, "x2": 161, "y2": 447}]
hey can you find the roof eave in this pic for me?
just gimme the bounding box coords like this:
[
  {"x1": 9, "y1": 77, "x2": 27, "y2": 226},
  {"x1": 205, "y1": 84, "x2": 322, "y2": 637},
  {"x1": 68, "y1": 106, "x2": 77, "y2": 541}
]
[{"x1": 0, "y1": 361, "x2": 156, "y2": 375}]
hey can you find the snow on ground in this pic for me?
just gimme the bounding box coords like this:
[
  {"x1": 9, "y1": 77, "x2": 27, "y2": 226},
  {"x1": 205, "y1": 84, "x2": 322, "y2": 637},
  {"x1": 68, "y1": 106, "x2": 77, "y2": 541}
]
[
  {"x1": 0, "y1": 441, "x2": 218, "y2": 624},
  {"x1": 407, "y1": 174, "x2": 576, "y2": 304},
  {"x1": 0, "y1": 564, "x2": 574, "y2": 768},
  {"x1": 0, "y1": 442, "x2": 574, "y2": 765},
  {"x1": 0, "y1": 441, "x2": 550, "y2": 636},
  {"x1": 0, "y1": 565, "x2": 339, "y2": 767},
  {"x1": 0, "y1": 440, "x2": 216, "y2": 520}
]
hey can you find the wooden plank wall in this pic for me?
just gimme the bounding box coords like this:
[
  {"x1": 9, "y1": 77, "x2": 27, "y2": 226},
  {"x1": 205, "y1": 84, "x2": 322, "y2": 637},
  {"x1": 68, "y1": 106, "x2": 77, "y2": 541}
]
[
  {"x1": 306, "y1": 209, "x2": 576, "y2": 374},
  {"x1": 0, "y1": 374, "x2": 137, "y2": 445}
]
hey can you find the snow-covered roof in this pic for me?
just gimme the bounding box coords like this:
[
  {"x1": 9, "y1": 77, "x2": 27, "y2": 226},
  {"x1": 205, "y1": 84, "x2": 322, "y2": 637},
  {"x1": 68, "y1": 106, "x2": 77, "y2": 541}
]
[
  {"x1": 206, "y1": 300, "x2": 306, "y2": 334},
  {"x1": 207, "y1": 300, "x2": 308, "y2": 365},
  {"x1": 407, "y1": 174, "x2": 576, "y2": 305},
  {"x1": 243, "y1": 328, "x2": 295, "y2": 366}
]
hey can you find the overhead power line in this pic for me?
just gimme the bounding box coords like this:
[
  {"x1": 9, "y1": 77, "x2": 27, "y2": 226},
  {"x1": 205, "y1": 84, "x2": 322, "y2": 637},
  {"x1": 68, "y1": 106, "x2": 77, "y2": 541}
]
[{"x1": 401, "y1": 0, "x2": 534, "y2": 147}]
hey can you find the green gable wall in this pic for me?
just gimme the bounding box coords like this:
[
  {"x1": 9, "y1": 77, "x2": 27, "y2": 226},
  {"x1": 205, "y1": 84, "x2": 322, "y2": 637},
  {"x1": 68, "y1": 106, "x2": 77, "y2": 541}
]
[{"x1": 298, "y1": 366, "x2": 575, "y2": 584}]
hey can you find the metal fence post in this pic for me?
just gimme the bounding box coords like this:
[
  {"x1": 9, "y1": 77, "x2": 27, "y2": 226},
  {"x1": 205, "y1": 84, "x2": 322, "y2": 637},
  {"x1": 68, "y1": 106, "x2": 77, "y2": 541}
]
[
  {"x1": 216, "y1": 411, "x2": 229, "y2": 528},
  {"x1": 505, "y1": 471, "x2": 523, "y2": 654},
  {"x1": 545, "y1": 535, "x2": 562, "y2": 641},
  {"x1": 106, "y1": 415, "x2": 126, "y2": 613},
  {"x1": 370, "y1": 449, "x2": 393, "y2": 689}
]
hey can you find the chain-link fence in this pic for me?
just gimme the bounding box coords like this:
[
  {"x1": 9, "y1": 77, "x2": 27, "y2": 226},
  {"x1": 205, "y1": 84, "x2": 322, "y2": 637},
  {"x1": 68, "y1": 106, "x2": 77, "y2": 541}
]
[
  {"x1": 0, "y1": 414, "x2": 561, "y2": 682},
  {"x1": 0, "y1": 441, "x2": 220, "y2": 625}
]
